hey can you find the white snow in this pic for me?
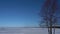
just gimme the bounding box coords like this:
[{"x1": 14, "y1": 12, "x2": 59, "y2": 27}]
[{"x1": 0, "y1": 27, "x2": 60, "y2": 34}]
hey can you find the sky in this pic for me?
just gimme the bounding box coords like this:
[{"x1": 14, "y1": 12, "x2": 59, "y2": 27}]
[
  {"x1": 0, "y1": 0, "x2": 45, "y2": 27},
  {"x1": 0, "y1": 0, "x2": 60, "y2": 27}
]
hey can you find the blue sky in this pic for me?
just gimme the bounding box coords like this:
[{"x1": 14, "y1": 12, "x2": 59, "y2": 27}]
[
  {"x1": 0, "y1": 0, "x2": 45, "y2": 27},
  {"x1": 0, "y1": 0, "x2": 60, "y2": 27}
]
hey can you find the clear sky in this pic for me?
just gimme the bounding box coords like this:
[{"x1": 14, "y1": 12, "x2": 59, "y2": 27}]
[
  {"x1": 0, "y1": 0, "x2": 45, "y2": 27},
  {"x1": 0, "y1": 0, "x2": 60, "y2": 27}
]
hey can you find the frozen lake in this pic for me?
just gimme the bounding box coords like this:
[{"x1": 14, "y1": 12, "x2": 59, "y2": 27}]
[{"x1": 0, "y1": 27, "x2": 60, "y2": 34}]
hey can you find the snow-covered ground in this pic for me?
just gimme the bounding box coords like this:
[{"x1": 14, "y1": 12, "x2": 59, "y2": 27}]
[{"x1": 0, "y1": 27, "x2": 60, "y2": 34}]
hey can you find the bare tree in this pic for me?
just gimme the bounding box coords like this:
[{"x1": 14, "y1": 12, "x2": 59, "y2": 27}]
[{"x1": 39, "y1": 0, "x2": 58, "y2": 34}]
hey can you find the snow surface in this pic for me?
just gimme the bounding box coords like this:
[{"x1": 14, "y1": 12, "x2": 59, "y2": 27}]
[{"x1": 0, "y1": 27, "x2": 60, "y2": 34}]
